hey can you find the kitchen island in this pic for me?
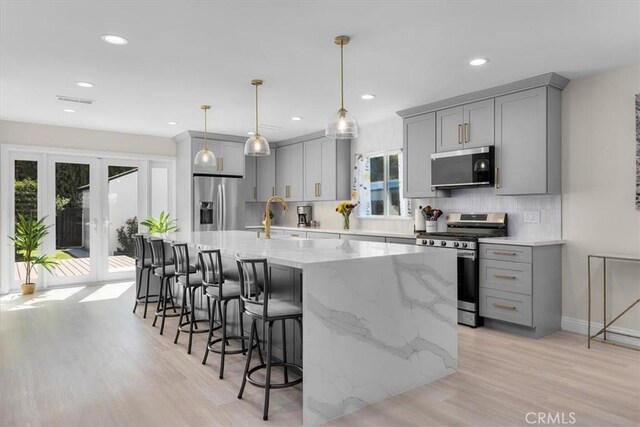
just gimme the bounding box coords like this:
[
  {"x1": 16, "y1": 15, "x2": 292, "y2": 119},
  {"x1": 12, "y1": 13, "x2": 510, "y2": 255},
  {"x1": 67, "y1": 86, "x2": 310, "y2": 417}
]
[{"x1": 165, "y1": 230, "x2": 457, "y2": 426}]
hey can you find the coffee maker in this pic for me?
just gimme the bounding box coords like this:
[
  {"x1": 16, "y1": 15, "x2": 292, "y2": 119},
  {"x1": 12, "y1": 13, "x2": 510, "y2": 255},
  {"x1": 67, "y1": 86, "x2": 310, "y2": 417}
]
[{"x1": 297, "y1": 206, "x2": 312, "y2": 227}]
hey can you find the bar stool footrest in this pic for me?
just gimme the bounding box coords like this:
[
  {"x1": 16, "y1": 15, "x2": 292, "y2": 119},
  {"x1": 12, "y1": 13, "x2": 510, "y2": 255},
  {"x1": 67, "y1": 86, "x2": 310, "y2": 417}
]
[
  {"x1": 246, "y1": 363, "x2": 303, "y2": 389},
  {"x1": 207, "y1": 335, "x2": 254, "y2": 355},
  {"x1": 177, "y1": 318, "x2": 211, "y2": 333}
]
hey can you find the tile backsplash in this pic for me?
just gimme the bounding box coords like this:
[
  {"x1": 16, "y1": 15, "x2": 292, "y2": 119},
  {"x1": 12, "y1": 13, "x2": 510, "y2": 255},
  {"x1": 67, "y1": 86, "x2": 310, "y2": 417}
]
[{"x1": 245, "y1": 188, "x2": 561, "y2": 240}]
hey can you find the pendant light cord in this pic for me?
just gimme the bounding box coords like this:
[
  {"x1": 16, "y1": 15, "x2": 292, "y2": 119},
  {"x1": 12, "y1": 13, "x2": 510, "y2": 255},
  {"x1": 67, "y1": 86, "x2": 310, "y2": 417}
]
[
  {"x1": 203, "y1": 107, "x2": 208, "y2": 149},
  {"x1": 255, "y1": 83, "x2": 259, "y2": 135},
  {"x1": 340, "y1": 41, "x2": 344, "y2": 111}
]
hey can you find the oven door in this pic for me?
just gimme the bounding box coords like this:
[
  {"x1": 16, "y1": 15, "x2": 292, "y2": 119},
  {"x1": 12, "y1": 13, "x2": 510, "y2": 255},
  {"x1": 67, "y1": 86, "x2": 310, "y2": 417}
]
[
  {"x1": 431, "y1": 146, "x2": 494, "y2": 188},
  {"x1": 457, "y1": 249, "x2": 478, "y2": 312}
]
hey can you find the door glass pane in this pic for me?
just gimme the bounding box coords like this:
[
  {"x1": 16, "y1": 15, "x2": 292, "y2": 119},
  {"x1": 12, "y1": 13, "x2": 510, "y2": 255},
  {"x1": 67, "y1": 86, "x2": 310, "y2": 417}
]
[
  {"x1": 14, "y1": 160, "x2": 39, "y2": 282},
  {"x1": 53, "y1": 162, "x2": 91, "y2": 278},
  {"x1": 108, "y1": 166, "x2": 138, "y2": 273},
  {"x1": 369, "y1": 156, "x2": 384, "y2": 215},
  {"x1": 388, "y1": 154, "x2": 401, "y2": 216}
]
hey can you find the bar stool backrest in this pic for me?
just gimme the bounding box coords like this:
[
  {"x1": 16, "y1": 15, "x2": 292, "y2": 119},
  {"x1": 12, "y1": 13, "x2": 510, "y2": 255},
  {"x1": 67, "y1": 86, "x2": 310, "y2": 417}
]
[
  {"x1": 133, "y1": 234, "x2": 149, "y2": 267},
  {"x1": 236, "y1": 255, "x2": 269, "y2": 318},
  {"x1": 171, "y1": 243, "x2": 191, "y2": 278},
  {"x1": 147, "y1": 238, "x2": 172, "y2": 275},
  {"x1": 198, "y1": 249, "x2": 224, "y2": 298}
]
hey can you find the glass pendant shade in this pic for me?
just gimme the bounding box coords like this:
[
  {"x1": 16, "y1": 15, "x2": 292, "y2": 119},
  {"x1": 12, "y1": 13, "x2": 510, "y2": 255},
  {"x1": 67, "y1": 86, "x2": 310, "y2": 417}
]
[
  {"x1": 244, "y1": 133, "x2": 270, "y2": 156},
  {"x1": 325, "y1": 109, "x2": 359, "y2": 139},
  {"x1": 194, "y1": 146, "x2": 216, "y2": 166}
]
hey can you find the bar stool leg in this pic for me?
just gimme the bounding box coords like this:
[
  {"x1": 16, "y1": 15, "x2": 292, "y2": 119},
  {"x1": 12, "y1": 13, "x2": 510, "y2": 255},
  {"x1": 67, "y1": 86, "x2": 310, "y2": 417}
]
[
  {"x1": 143, "y1": 268, "x2": 151, "y2": 319},
  {"x1": 264, "y1": 320, "x2": 274, "y2": 420},
  {"x1": 160, "y1": 277, "x2": 170, "y2": 335},
  {"x1": 282, "y1": 319, "x2": 289, "y2": 383},
  {"x1": 167, "y1": 279, "x2": 177, "y2": 313},
  {"x1": 202, "y1": 296, "x2": 218, "y2": 365},
  {"x1": 187, "y1": 287, "x2": 196, "y2": 354},
  {"x1": 295, "y1": 318, "x2": 303, "y2": 358},
  {"x1": 219, "y1": 300, "x2": 229, "y2": 379},
  {"x1": 238, "y1": 318, "x2": 257, "y2": 399},
  {"x1": 152, "y1": 277, "x2": 164, "y2": 328},
  {"x1": 133, "y1": 266, "x2": 142, "y2": 313},
  {"x1": 239, "y1": 301, "x2": 246, "y2": 354},
  {"x1": 174, "y1": 285, "x2": 188, "y2": 344}
]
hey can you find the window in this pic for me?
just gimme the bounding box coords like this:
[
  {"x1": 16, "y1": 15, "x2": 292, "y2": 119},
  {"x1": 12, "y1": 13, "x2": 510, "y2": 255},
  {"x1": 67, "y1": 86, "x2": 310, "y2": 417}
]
[{"x1": 353, "y1": 150, "x2": 409, "y2": 217}]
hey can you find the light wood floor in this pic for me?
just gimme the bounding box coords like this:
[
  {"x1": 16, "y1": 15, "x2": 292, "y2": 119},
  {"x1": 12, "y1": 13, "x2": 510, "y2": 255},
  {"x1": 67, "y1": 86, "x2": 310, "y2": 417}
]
[{"x1": 1, "y1": 283, "x2": 638, "y2": 426}]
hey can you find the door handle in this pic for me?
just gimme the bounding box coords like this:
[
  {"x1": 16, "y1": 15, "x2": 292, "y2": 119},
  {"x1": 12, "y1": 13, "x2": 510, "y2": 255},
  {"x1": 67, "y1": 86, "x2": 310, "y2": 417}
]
[
  {"x1": 492, "y1": 251, "x2": 517, "y2": 256},
  {"x1": 495, "y1": 167, "x2": 500, "y2": 189},
  {"x1": 492, "y1": 303, "x2": 517, "y2": 311},
  {"x1": 464, "y1": 123, "x2": 469, "y2": 143},
  {"x1": 457, "y1": 124, "x2": 462, "y2": 144},
  {"x1": 494, "y1": 274, "x2": 517, "y2": 280}
]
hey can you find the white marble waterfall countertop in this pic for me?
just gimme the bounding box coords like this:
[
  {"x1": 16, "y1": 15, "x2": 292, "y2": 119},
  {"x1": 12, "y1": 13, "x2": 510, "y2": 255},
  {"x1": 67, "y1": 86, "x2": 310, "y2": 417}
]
[
  {"x1": 163, "y1": 230, "x2": 433, "y2": 269},
  {"x1": 245, "y1": 225, "x2": 417, "y2": 239}
]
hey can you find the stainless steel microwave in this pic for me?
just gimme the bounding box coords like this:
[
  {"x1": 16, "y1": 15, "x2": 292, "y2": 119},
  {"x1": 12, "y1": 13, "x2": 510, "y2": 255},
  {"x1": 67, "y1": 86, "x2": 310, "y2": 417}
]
[{"x1": 430, "y1": 146, "x2": 494, "y2": 189}]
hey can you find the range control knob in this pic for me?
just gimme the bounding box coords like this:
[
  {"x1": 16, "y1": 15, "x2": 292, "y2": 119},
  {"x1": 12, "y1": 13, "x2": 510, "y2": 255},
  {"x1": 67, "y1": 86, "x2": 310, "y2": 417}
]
[
  {"x1": 453, "y1": 242, "x2": 460, "y2": 248},
  {"x1": 462, "y1": 242, "x2": 468, "y2": 248},
  {"x1": 440, "y1": 241, "x2": 447, "y2": 247},
  {"x1": 429, "y1": 240, "x2": 435, "y2": 246},
  {"x1": 421, "y1": 240, "x2": 428, "y2": 245}
]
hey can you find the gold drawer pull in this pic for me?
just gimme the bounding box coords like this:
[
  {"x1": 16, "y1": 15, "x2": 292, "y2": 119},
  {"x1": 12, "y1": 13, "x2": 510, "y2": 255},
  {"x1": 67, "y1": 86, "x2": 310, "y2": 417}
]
[
  {"x1": 457, "y1": 124, "x2": 463, "y2": 144},
  {"x1": 493, "y1": 303, "x2": 517, "y2": 311},
  {"x1": 492, "y1": 251, "x2": 517, "y2": 256},
  {"x1": 464, "y1": 122, "x2": 469, "y2": 143},
  {"x1": 494, "y1": 274, "x2": 517, "y2": 280}
]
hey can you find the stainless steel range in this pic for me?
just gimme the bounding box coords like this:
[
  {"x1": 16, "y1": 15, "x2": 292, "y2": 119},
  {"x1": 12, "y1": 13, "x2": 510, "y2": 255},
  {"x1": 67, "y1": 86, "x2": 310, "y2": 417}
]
[{"x1": 416, "y1": 213, "x2": 507, "y2": 327}]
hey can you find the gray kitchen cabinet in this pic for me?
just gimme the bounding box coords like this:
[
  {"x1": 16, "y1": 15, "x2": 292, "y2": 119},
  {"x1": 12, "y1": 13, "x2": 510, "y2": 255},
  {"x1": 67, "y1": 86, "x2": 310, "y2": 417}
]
[
  {"x1": 256, "y1": 148, "x2": 276, "y2": 202},
  {"x1": 192, "y1": 138, "x2": 245, "y2": 176},
  {"x1": 303, "y1": 136, "x2": 350, "y2": 201},
  {"x1": 306, "y1": 231, "x2": 339, "y2": 239},
  {"x1": 282, "y1": 230, "x2": 306, "y2": 238},
  {"x1": 403, "y1": 112, "x2": 447, "y2": 198},
  {"x1": 479, "y1": 243, "x2": 561, "y2": 338},
  {"x1": 276, "y1": 143, "x2": 303, "y2": 201},
  {"x1": 495, "y1": 86, "x2": 561, "y2": 195},
  {"x1": 385, "y1": 237, "x2": 416, "y2": 245},
  {"x1": 243, "y1": 155, "x2": 257, "y2": 202},
  {"x1": 339, "y1": 234, "x2": 386, "y2": 243},
  {"x1": 436, "y1": 100, "x2": 494, "y2": 152}
]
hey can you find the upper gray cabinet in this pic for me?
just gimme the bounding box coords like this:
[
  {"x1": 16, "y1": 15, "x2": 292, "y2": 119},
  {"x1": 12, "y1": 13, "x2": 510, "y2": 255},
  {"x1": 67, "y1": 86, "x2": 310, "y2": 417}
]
[
  {"x1": 495, "y1": 87, "x2": 561, "y2": 195},
  {"x1": 276, "y1": 143, "x2": 303, "y2": 201},
  {"x1": 397, "y1": 73, "x2": 568, "y2": 196},
  {"x1": 403, "y1": 113, "x2": 441, "y2": 198},
  {"x1": 243, "y1": 155, "x2": 257, "y2": 202},
  {"x1": 303, "y1": 136, "x2": 350, "y2": 201},
  {"x1": 256, "y1": 149, "x2": 276, "y2": 202},
  {"x1": 436, "y1": 99, "x2": 494, "y2": 152},
  {"x1": 192, "y1": 138, "x2": 245, "y2": 176}
]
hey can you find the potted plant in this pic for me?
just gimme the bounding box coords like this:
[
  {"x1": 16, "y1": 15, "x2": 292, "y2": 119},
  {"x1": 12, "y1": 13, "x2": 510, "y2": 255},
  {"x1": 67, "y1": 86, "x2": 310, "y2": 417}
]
[
  {"x1": 140, "y1": 210, "x2": 180, "y2": 234},
  {"x1": 9, "y1": 214, "x2": 57, "y2": 295}
]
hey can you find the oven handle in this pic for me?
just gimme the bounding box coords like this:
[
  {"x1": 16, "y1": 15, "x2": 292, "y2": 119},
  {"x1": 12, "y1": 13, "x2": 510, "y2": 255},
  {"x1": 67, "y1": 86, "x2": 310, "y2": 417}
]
[{"x1": 457, "y1": 250, "x2": 476, "y2": 260}]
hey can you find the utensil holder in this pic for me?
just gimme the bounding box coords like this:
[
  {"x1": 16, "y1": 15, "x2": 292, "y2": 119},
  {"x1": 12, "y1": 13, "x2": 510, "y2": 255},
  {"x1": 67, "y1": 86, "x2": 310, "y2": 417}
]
[{"x1": 425, "y1": 221, "x2": 438, "y2": 233}]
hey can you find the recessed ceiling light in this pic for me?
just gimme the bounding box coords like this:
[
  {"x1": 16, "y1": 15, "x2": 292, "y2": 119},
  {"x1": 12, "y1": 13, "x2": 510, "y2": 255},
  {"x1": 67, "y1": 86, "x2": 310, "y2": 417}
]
[
  {"x1": 247, "y1": 131, "x2": 255, "y2": 135},
  {"x1": 76, "y1": 81, "x2": 95, "y2": 88},
  {"x1": 101, "y1": 34, "x2": 128, "y2": 45},
  {"x1": 469, "y1": 58, "x2": 488, "y2": 66},
  {"x1": 167, "y1": 121, "x2": 178, "y2": 125},
  {"x1": 63, "y1": 109, "x2": 76, "y2": 113},
  {"x1": 361, "y1": 94, "x2": 376, "y2": 100},
  {"x1": 291, "y1": 116, "x2": 303, "y2": 121}
]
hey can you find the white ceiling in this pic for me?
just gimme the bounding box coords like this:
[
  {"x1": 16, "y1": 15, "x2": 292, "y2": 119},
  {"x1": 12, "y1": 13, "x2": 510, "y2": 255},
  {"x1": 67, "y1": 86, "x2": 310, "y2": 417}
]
[{"x1": 1, "y1": 1, "x2": 639, "y2": 141}]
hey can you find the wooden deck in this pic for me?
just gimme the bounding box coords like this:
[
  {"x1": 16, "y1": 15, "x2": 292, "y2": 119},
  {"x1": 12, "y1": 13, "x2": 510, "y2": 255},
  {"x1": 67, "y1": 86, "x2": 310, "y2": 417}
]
[{"x1": 14, "y1": 255, "x2": 135, "y2": 280}]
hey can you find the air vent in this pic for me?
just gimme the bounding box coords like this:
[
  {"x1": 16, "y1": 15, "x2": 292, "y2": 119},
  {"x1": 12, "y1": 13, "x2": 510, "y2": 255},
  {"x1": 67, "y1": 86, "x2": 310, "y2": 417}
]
[
  {"x1": 259, "y1": 124, "x2": 282, "y2": 131},
  {"x1": 56, "y1": 95, "x2": 95, "y2": 105}
]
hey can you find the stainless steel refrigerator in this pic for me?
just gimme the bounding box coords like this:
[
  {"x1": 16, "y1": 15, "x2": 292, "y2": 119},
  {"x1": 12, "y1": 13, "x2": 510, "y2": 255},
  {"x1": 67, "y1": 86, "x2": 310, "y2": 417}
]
[{"x1": 193, "y1": 174, "x2": 244, "y2": 232}]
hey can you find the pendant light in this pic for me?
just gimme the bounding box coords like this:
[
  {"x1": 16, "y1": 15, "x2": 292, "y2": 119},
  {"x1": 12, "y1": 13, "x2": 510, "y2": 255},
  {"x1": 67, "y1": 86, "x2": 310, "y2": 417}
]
[
  {"x1": 325, "y1": 35, "x2": 359, "y2": 139},
  {"x1": 194, "y1": 105, "x2": 217, "y2": 167},
  {"x1": 244, "y1": 79, "x2": 270, "y2": 156}
]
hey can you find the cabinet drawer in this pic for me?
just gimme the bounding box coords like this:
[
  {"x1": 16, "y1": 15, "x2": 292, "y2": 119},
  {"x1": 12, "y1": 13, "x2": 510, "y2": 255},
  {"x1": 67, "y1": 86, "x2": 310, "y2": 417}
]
[
  {"x1": 479, "y1": 288, "x2": 532, "y2": 326},
  {"x1": 480, "y1": 259, "x2": 532, "y2": 295},
  {"x1": 339, "y1": 234, "x2": 386, "y2": 243},
  {"x1": 283, "y1": 230, "x2": 306, "y2": 238},
  {"x1": 480, "y1": 244, "x2": 532, "y2": 263},
  {"x1": 307, "y1": 231, "x2": 339, "y2": 240}
]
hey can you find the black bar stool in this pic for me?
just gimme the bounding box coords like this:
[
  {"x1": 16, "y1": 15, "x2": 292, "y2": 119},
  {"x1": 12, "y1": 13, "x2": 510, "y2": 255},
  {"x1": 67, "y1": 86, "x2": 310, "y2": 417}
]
[
  {"x1": 147, "y1": 237, "x2": 179, "y2": 335},
  {"x1": 132, "y1": 234, "x2": 157, "y2": 318},
  {"x1": 236, "y1": 255, "x2": 303, "y2": 421},
  {"x1": 200, "y1": 249, "x2": 255, "y2": 379},
  {"x1": 172, "y1": 242, "x2": 208, "y2": 354}
]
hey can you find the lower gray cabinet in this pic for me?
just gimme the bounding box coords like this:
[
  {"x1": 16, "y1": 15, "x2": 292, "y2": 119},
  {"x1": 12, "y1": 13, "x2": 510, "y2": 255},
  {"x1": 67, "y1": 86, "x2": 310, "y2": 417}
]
[
  {"x1": 307, "y1": 231, "x2": 339, "y2": 239},
  {"x1": 339, "y1": 234, "x2": 386, "y2": 243},
  {"x1": 479, "y1": 243, "x2": 561, "y2": 338},
  {"x1": 385, "y1": 237, "x2": 416, "y2": 245}
]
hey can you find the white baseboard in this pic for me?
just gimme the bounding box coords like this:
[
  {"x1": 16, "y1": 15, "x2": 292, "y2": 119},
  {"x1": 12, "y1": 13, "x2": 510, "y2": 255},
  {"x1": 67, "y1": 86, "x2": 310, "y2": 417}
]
[{"x1": 561, "y1": 316, "x2": 640, "y2": 347}]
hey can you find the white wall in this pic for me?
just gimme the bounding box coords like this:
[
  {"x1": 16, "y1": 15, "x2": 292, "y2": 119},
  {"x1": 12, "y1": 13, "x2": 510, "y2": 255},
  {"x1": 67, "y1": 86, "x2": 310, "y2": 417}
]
[
  {"x1": 0, "y1": 120, "x2": 175, "y2": 156},
  {"x1": 562, "y1": 64, "x2": 640, "y2": 331}
]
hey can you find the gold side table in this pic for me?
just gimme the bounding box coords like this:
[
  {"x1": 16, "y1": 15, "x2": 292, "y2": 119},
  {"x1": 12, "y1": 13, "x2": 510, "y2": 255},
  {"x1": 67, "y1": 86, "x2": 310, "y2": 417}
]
[{"x1": 588, "y1": 254, "x2": 640, "y2": 350}]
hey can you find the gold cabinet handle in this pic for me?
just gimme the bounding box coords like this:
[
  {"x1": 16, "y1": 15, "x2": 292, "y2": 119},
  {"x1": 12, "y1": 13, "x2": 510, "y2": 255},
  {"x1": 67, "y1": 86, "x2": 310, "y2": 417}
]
[
  {"x1": 314, "y1": 183, "x2": 318, "y2": 197},
  {"x1": 220, "y1": 157, "x2": 224, "y2": 171},
  {"x1": 253, "y1": 187, "x2": 257, "y2": 201},
  {"x1": 318, "y1": 182, "x2": 321, "y2": 197},
  {"x1": 464, "y1": 123, "x2": 469, "y2": 143},
  {"x1": 493, "y1": 303, "x2": 517, "y2": 311},
  {"x1": 495, "y1": 167, "x2": 500, "y2": 189},
  {"x1": 492, "y1": 251, "x2": 517, "y2": 256},
  {"x1": 290, "y1": 233, "x2": 299, "y2": 237},
  {"x1": 457, "y1": 124, "x2": 463, "y2": 144},
  {"x1": 494, "y1": 274, "x2": 517, "y2": 280}
]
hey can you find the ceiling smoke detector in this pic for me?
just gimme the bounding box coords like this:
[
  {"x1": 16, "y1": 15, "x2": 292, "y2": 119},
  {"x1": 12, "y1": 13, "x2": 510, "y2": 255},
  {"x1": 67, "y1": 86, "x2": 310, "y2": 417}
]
[{"x1": 56, "y1": 95, "x2": 95, "y2": 105}]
